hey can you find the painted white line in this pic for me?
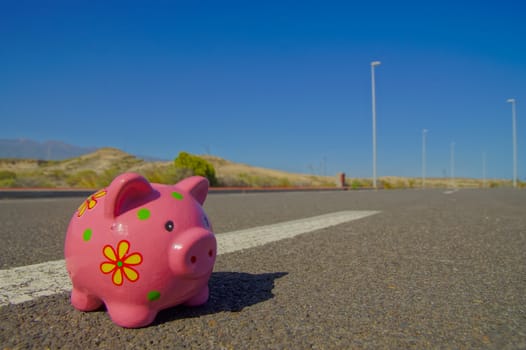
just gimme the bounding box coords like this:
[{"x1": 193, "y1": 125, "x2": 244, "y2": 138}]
[
  {"x1": 443, "y1": 189, "x2": 459, "y2": 194},
  {"x1": 0, "y1": 210, "x2": 379, "y2": 307},
  {"x1": 0, "y1": 260, "x2": 69, "y2": 305},
  {"x1": 217, "y1": 210, "x2": 379, "y2": 254}
]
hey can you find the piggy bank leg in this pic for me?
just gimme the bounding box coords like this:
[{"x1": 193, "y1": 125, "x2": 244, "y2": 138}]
[
  {"x1": 184, "y1": 285, "x2": 209, "y2": 307},
  {"x1": 71, "y1": 287, "x2": 103, "y2": 311},
  {"x1": 106, "y1": 303, "x2": 158, "y2": 328}
]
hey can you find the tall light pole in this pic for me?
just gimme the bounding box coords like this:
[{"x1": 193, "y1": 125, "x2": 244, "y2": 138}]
[
  {"x1": 507, "y1": 98, "x2": 518, "y2": 188},
  {"x1": 450, "y1": 141, "x2": 455, "y2": 188},
  {"x1": 371, "y1": 61, "x2": 381, "y2": 189},
  {"x1": 482, "y1": 151, "x2": 487, "y2": 188},
  {"x1": 422, "y1": 129, "x2": 428, "y2": 188}
]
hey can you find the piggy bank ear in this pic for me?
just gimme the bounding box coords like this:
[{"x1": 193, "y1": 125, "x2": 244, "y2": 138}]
[
  {"x1": 176, "y1": 176, "x2": 209, "y2": 205},
  {"x1": 105, "y1": 172, "x2": 155, "y2": 218}
]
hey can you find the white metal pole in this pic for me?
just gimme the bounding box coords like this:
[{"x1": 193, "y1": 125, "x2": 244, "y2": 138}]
[
  {"x1": 422, "y1": 129, "x2": 427, "y2": 188},
  {"x1": 371, "y1": 61, "x2": 381, "y2": 189},
  {"x1": 482, "y1": 151, "x2": 487, "y2": 188},
  {"x1": 450, "y1": 142, "x2": 455, "y2": 188},
  {"x1": 507, "y1": 99, "x2": 518, "y2": 188}
]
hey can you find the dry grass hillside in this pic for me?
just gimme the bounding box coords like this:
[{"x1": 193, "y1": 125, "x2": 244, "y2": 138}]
[
  {"x1": 199, "y1": 155, "x2": 336, "y2": 187},
  {"x1": 0, "y1": 148, "x2": 519, "y2": 189},
  {"x1": 0, "y1": 148, "x2": 144, "y2": 188},
  {"x1": 0, "y1": 148, "x2": 141, "y2": 173},
  {"x1": 0, "y1": 148, "x2": 336, "y2": 188}
]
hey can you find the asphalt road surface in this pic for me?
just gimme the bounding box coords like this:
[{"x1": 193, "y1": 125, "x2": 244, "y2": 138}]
[{"x1": 1, "y1": 189, "x2": 525, "y2": 349}]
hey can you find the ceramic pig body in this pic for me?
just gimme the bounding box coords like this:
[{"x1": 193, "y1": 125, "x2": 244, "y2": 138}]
[{"x1": 64, "y1": 173, "x2": 216, "y2": 328}]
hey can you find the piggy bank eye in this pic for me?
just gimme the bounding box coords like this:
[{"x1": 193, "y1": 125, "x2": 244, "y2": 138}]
[{"x1": 165, "y1": 220, "x2": 174, "y2": 232}]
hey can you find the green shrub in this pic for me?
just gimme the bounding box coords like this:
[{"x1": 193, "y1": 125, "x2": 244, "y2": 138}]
[
  {"x1": 142, "y1": 166, "x2": 193, "y2": 185},
  {"x1": 97, "y1": 167, "x2": 123, "y2": 187},
  {"x1": 174, "y1": 152, "x2": 218, "y2": 186},
  {"x1": 45, "y1": 170, "x2": 67, "y2": 182},
  {"x1": 382, "y1": 180, "x2": 393, "y2": 189},
  {"x1": 351, "y1": 179, "x2": 362, "y2": 189},
  {"x1": 0, "y1": 179, "x2": 15, "y2": 187},
  {"x1": 13, "y1": 175, "x2": 54, "y2": 188},
  {"x1": 0, "y1": 170, "x2": 17, "y2": 181},
  {"x1": 278, "y1": 177, "x2": 292, "y2": 187},
  {"x1": 361, "y1": 179, "x2": 373, "y2": 188},
  {"x1": 66, "y1": 170, "x2": 99, "y2": 188},
  {"x1": 237, "y1": 173, "x2": 259, "y2": 186}
]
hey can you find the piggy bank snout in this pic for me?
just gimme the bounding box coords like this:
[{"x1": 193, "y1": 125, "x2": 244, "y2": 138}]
[{"x1": 170, "y1": 228, "x2": 216, "y2": 278}]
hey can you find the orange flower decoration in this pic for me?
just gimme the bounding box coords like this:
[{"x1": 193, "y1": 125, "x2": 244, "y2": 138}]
[
  {"x1": 77, "y1": 189, "x2": 107, "y2": 217},
  {"x1": 100, "y1": 240, "x2": 143, "y2": 286}
]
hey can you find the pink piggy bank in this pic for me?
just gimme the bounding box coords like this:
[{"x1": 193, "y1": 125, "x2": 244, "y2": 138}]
[{"x1": 64, "y1": 172, "x2": 217, "y2": 328}]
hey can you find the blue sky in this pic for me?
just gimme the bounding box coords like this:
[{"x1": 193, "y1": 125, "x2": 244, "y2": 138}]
[{"x1": 1, "y1": 1, "x2": 525, "y2": 180}]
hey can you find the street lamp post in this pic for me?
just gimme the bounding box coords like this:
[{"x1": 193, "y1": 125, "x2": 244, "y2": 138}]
[
  {"x1": 507, "y1": 98, "x2": 518, "y2": 188},
  {"x1": 482, "y1": 151, "x2": 487, "y2": 188},
  {"x1": 450, "y1": 141, "x2": 455, "y2": 188},
  {"x1": 371, "y1": 61, "x2": 381, "y2": 189},
  {"x1": 422, "y1": 129, "x2": 428, "y2": 188}
]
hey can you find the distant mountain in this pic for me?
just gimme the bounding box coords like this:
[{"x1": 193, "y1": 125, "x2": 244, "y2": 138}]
[{"x1": 0, "y1": 139, "x2": 98, "y2": 160}]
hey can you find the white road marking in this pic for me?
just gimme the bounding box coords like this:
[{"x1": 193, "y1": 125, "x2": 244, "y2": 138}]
[
  {"x1": 443, "y1": 189, "x2": 459, "y2": 194},
  {"x1": 217, "y1": 210, "x2": 379, "y2": 254},
  {"x1": 0, "y1": 260, "x2": 69, "y2": 305},
  {"x1": 0, "y1": 210, "x2": 379, "y2": 307}
]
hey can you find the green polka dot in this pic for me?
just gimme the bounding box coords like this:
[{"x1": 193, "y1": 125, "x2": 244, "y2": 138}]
[
  {"x1": 117, "y1": 261, "x2": 123, "y2": 267},
  {"x1": 171, "y1": 191, "x2": 183, "y2": 200},
  {"x1": 147, "y1": 290, "x2": 161, "y2": 301},
  {"x1": 137, "y1": 208, "x2": 151, "y2": 220},
  {"x1": 83, "y1": 228, "x2": 93, "y2": 242}
]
